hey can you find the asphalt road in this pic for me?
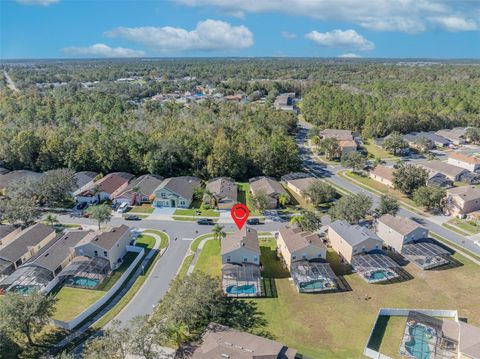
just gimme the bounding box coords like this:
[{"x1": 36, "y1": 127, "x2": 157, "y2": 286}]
[{"x1": 296, "y1": 124, "x2": 480, "y2": 257}]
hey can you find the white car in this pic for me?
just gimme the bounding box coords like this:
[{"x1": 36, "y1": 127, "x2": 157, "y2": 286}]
[
  {"x1": 474, "y1": 240, "x2": 480, "y2": 247},
  {"x1": 117, "y1": 202, "x2": 129, "y2": 213}
]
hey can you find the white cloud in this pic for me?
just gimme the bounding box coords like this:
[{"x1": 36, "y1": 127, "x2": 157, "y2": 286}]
[
  {"x1": 104, "y1": 19, "x2": 254, "y2": 53},
  {"x1": 281, "y1": 31, "x2": 297, "y2": 39},
  {"x1": 174, "y1": 0, "x2": 479, "y2": 33},
  {"x1": 429, "y1": 16, "x2": 479, "y2": 31},
  {"x1": 306, "y1": 29, "x2": 374, "y2": 51},
  {"x1": 16, "y1": 0, "x2": 59, "y2": 5},
  {"x1": 61, "y1": 43, "x2": 145, "y2": 58},
  {"x1": 339, "y1": 53, "x2": 361, "y2": 58}
]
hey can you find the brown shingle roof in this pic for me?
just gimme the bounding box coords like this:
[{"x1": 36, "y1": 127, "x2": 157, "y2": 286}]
[
  {"x1": 0, "y1": 223, "x2": 55, "y2": 263},
  {"x1": 249, "y1": 176, "x2": 287, "y2": 198},
  {"x1": 449, "y1": 152, "x2": 480, "y2": 165},
  {"x1": 418, "y1": 160, "x2": 467, "y2": 179},
  {"x1": 447, "y1": 186, "x2": 480, "y2": 202},
  {"x1": 286, "y1": 176, "x2": 316, "y2": 193},
  {"x1": 279, "y1": 226, "x2": 326, "y2": 254},
  {"x1": 378, "y1": 214, "x2": 424, "y2": 236},
  {"x1": 206, "y1": 177, "x2": 237, "y2": 202},
  {"x1": 370, "y1": 165, "x2": 394, "y2": 182},
  {"x1": 116, "y1": 174, "x2": 164, "y2": 201},
  {"x1": 320, "y1": 129, "x2": 354, "y2": 141},
  {"x1": 77, "y1": 225, "x2": 130, "y2": 251},
  {"x1": 94, "y1": 172, "x2": 134, "y2": 195},
  {"x1": 221, "y1": 227, "x2": 260, "y2": 256},
  {"x1": 189, "y1": 323, "x2": 296, "y2": 359}
]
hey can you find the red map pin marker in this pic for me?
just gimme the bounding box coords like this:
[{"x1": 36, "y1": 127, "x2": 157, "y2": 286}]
[{"x1": 231, "y1": 203, "x2": 249, "y2": 230}]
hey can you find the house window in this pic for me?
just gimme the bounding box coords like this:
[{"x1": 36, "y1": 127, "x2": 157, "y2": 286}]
[
  {"x1": 226, "y1": 256, "x2": 231, "y2": 262},
  {"x1": 104, "y1": 251, "x2": 108, "y2": 257},
  {"x1": 292, "y1": 254, "x2": 296, "y2": 260},
  {"x1": 253, "y1": 256, "x2": 258, "y2": 262},
  {"x1": 243, "y1": 257, "x2": 248, "y2": 262},
  {"x1": 317, "y1": 253, "x2": 322, "y2": 257},
  {"x1": 180, "y1": 201, "x2": 185, "y2": 205},
  {"x1": 302, "y1": 253, "x2": 307, "y2": 259},
  {"x1": 94, "y1": 250, "x2": 98, "y2": 257}
]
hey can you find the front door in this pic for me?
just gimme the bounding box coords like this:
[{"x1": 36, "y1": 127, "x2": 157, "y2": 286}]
[{"x1": 170, "y1": 199, "x2": 176, "y2": 207}]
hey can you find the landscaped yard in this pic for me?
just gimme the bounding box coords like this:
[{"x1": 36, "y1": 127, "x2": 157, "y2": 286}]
[
  {"x1": 129, "y1": 204, "x2": 154, "y2": 214},
  {"x1": 237, "y1": 182, "x2": 259, "y2": 214},
  {"x1": 362, "y1": 139, "x2": 398, "y2": 159},
  {"x1": 142, "y1": 230, "x2": 169, "y2": 249},
  {"x1": 173, "y1": 208, "x2": 219, "y2": 217},
  {"x1": 445, "y1": 218, "x2": 480, "y2": 235},
  {"x1": 53, "y1": 287, "x2": 105, "y2": 322},
  {"x1": 193, "y1": 236, "x2": 480, "y2": 358}
]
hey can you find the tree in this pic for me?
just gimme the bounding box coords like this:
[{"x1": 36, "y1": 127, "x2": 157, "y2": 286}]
[
  {"x1": 278, "y1": 193, "x2": 290, "y2": 208},
  {"x1": 310, "y1": 135, "x2": 321, "y2": 151},
  {"x1": 86, "y1": 204, "x2": 112, "y2": 229},
  {"x1": 128, "y1": 316, "x2": 170, "y2": 359},
  {"x1": 341, "y1": 152, "x2": 367, "y2": 173},
  {"x1": 302, "y1": 180, "x2": 336, "y2": 207},
  {"x1": 466, "y1": 127, "x2": 480, "y2": 144},
  {"x1": 0, "y1": 197, "x2": 40, "y2": 226},
  {"x1": 292, "y1": 210, "x2": 323, "y2": 232},
  {"x1": 377, "y1": 195, "x2": 400, "y2": 216},
  {"x1": 414, "y1": 136, "x2": 431, "y2": 154},
  {"x1": 0, "y1": 292, "x2": 56, "y2": 347},
  {"x1": 329, "y1": 193, "x2": 372, "y2": 224},
  {"x1": 212, "y1": 224, "x2": 226, "y2": 242},
  {"x1": 319, "y1": 137, "x2": 340, "y2": 160},
  {"x1": 37, "y1": 168, "x2": 75, "y2": 206},
  {"x1": 392, "y1": 163, "x2": 428, "y2": 196},
  {"x1": 0, "y1": 329, "x2": 20, "y2": 359},
  {"x1": 45, "y1": 213, "x2": 58, "y2": 227},
  {"x1": 382, "y1": 132, "x2": 409, "y2": 156},
  {"x1": 83, "y1": 320, "x2": 130, "y2": 359},
  {"x1": 252, "y1": 189, "x2": 271, "y2": 213},
  {"x1": 413, "y1": 186, "x2": 446, "y2": 212}
]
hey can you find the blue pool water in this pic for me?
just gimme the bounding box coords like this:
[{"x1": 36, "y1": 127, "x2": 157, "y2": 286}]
[
  {"x1": 12, "y1": 285, "x2": 36, "y2": 295},
  {"x1": 405, "y1": 324, "x2": 432, "y2": 359},
  {"x1": 226, "y1": 284, "x2": 257, "y2": 295},
  {"x1": 299, "y1": 279, "x2": 334, "y2": 291},
  {"x1": 71, "y1": 277, "x2": 99, "y2": 288},
  {"x1": 368, "y1": 270, "x2": 390, "y2": 281}
]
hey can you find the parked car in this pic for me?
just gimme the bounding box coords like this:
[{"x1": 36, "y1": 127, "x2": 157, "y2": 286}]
[
  {"x1": 197, "y1": 218, "x2": 214, "y2": 225},
  {"x1": 117, "y1": 202, "x2": 129, "y2": 213},
  {"x1": 474, "y1": 240, "x2": 480, "y2": 247},
  {"x1": 125, "y1": 215, "x2": 141, "y2": 221},
  {"x1": 247, "y1": 218, "x2": 261, "y2": 225},
  {"x1": 76, "y1": 202, "x2": 87, "y2": 210}
]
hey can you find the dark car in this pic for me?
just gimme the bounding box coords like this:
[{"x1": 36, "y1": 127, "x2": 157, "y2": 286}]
[
  {"x1": 76, "y1": 202, "x2": 87, "y2": 210},
  {"x1": 197, "y1": 218, "x2": 214, "y2": 225},
  {"x1": 125, "y1": 215, "x2": 141, "y2": 221},
  {"x1": 247, "y1": 218, "x2": 261, "y2": 225}
]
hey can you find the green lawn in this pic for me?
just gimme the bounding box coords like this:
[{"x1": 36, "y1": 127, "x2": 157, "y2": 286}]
[
  {"x1": 173, "y1": 208, "x2": 219, "y2": 217},
  {"x1": 362, "y1": 139, "x2": 398, "y2": 159},
  {"x1": 142, "y1": 230, "x2": 169, "y2": 249},
  {"x1": 237, "y1": 182, "x2": 261, "y2": 215},
  {"x1": 53, "y1": 287, "x2": 105, "y2": 322},
  {"x1": 96, "y1": 252, "x2": 138, "y2": 291},
  {"x1": 194, "y1": 239, "x2": 221, "y2": 277},
  {"x1": 446, "y1": 218, "x2": 480, "y2": 235},
  {"x1": 129, "y1": 205, "x2": 154, "y2": 214},
  {"x1": 135, "y1": 234, "x2": 157, "y2": 250},
  {"x1": 192, "y1": 235, "x2": 480, "y2": 358}
]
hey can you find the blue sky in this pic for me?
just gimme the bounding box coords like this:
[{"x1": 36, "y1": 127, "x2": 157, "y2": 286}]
[{"x1": 1, "y1": 0, "x2": 479, "y2": 59}]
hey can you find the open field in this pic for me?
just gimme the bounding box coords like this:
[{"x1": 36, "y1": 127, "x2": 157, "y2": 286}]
[{"x1": 193, "y1": 237, "x2": 480, "y2": 358}]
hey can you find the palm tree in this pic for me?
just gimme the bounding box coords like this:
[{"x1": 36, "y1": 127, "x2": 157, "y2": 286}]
[
  {"x1": 311, "y1": 135, "x2": 321, "y2": 151},
  {"x1": 212, "y1": 224, "x2": 226, "y2": 242},
  {"x1": 290, "y1": 215, "x2": 303, "y2": 227},
  {"x1": 45, "y1": 214, "x2": 58, "y2": 227},
  {"x1": 204, "y1": 188, "x2": 217, "y2": 207},
  {"x1": 278, "y1": 193, "x2": 290, "y2": 208}
]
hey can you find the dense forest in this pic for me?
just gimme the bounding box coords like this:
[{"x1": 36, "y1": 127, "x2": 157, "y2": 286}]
[
  {"x1": 0, "y1": 85, "x2": 300, "y2": 180},
  {"x1": 1, "y1": 58, "x2": 480, "y2": 177}
]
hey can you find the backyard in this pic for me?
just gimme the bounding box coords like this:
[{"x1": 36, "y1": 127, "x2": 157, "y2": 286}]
[{"x1": 193, "y1": 237, "x2": 480, "y2": 358}]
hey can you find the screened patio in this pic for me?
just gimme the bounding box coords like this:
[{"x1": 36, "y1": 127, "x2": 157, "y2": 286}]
[{"x1": 221, "y1": 263, "x2": 262, "y2": 297}]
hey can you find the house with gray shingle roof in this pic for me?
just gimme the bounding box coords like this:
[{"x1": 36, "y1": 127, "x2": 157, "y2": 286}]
[
  {"x1": 153, "y1": 176, "x2": 201, "y2": 208},
  {"x1": 221, "y1": 227, "x2": 260, "y2": 265},
  {"x1": 204, "y1": 177, "x2": 237, "y2": 210},
  {"x1": 114, "y1": 174, "x2": 164, "y2": 205},
  {"x1": 72, "y1": 171, "x2": 98, "y2": 196},
  {"x1": 249, "y1": 176, "x2": 288, "y2": 209},
  {"x1": 376, "y1": 214, "x2": 428, "y2": 253}
]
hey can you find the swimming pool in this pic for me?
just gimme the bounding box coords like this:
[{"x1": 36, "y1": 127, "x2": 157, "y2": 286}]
[
  {"x1": 405, "y1": 324, "x2": 432, "y2": 359},
  {"x1": 367, "y1": 269, "x2": 391, "y2": 281},
  {"x1": 299, "y1": 279, "x2": 335, "y2": 291},
  {"x1": 70, "y1": 277, "x2": 100, "y2": 288},
  {"x1": 12, "y1": 285, "x2": 36, "y2": 295},
  {"x1": 226, "y1": 284, "x2": 257, "y2": 295}
]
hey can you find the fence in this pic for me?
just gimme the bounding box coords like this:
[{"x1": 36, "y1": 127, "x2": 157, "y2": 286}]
[
  {"x1": 363, "y1": 308, "x2": 458, "y2": 359},
  {"x1": 52, "y1": 246, "x2": 144, "y2": 330}
]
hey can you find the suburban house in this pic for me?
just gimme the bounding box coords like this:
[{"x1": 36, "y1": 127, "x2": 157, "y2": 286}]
[
  {"x1": 21, "y1": 230, "x2": 90, "y2": 278},
  {"x1": 72, "y1": 171, "x2": 98, "y2": 196},
  {"x1": 274, "y1": 92, "x2": 296, "y2": 112},
  {"x1": 221, "y1": 227, "x2": 260, "y2": 265},
  {"x1": 327, "y1": 220, "x2": 383, "y2": 263},
  {"x1": 435, "y1": 128, "x2": 467, "y2": 145},
  {"x1": 0, "y1": 223, "x2": 56, "y2": 275},
  {"x1": 74, "y1": 225, "x2": 132, "y2": 270},
  {"x1": 376, "y1": 214, "x2": 428, "y2": 252},
  {"x1": 249, "y1": 176, "x2": 288, "y2": 209},
  {"x1": 281, "y1": 172, "x2": 316, "y2": 201},
  {"x1": 448, "y1": 153, "x2": 480, "y2": 173},
  {"x1": 152, "y1": 176, "x2": 201, "y2": 208},
  {"x1": 418, "y1": 160, "x2": 468, "y2": 181},
  {"x1": 187, "y1": 323, "x2": 298, "y2": 359},
  {"x1": 319, "y1": 129, "x2": 359, "y2": 156},
  {"x1": 369, "y1": 165, "x2": 395, "y2": 188},
  {"x1": 113, "y1": 174, "x2": 164, "y2": 205},
  {"x1": 204, "y1": 177, "x2": 237, "y2": 210},
  {"x1": 277, "y1": 226, "x2": 326, "y2": 270},
  {"x1": 75, "y1": 172, "x2": 134, "y2": 204},
  {"x1": 0, "y1": 170, "x2": 43, "y2": 194},
  {"x1": 444, "y1": 186, "x2": 480, "y2": 216},
  {"x1": 0, "y1": 225, "x2": 22, "y2": 249},
  {"x1": 403, "y1": 132, "x2": 450, "y2": 149}
]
